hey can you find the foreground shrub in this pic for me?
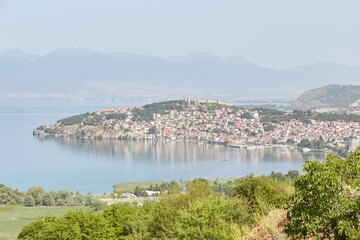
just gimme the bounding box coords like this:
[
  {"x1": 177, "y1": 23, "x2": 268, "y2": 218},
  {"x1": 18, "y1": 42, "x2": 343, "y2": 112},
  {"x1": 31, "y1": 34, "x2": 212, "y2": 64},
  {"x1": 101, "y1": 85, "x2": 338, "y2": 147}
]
[
  {"x1": 233, "y1": 176, "x2": 291, "y2": 214},
  {"x1": 172, "y1": 197, "x2": 252, "y2": 240},
  {"x1": 285, "y1": 148, "x2": 360, "y2": 239},
  {"x1": 17, "y1": 179, "x2": 258, "y2": 240},
  {"x1": 17, "y1": 211, "x2": 112, "y2": 240}
]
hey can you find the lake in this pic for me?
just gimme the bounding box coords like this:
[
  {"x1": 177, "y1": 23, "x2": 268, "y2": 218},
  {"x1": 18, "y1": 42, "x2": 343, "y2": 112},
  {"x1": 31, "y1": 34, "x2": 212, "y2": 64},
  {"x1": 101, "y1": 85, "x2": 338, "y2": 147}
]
[{"x1": 0, "y1": 99, "x2": 326, "y2": 194}]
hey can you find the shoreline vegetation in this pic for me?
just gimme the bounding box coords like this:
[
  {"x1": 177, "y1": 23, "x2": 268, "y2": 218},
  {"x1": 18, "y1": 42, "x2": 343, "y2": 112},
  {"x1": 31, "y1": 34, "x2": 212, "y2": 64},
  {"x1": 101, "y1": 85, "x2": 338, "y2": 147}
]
[
  {"x1": 2, "y1": 147, "x2": 359, "y2": 239},
  {"x1": 1, "y1": 171, "x2": 299, "y2": 240},
  {"x1": 33, "y1": 99, "x2": 359, "y2": 156},
  {"x1": 0, "y1": 184, "x2": 106, "y2": 210}
]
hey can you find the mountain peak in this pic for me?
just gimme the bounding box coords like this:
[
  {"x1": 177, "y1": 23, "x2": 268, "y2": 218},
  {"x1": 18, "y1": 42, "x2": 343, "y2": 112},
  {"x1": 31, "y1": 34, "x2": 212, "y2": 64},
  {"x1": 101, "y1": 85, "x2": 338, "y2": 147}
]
[{"x1": 187, "y1": 51, "x2": 220, "y2": 60}]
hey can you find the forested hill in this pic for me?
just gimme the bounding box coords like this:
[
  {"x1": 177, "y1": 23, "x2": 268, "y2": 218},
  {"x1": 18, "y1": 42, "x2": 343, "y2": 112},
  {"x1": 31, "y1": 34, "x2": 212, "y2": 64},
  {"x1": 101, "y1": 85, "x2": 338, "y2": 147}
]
[{"x1": 290, "y1": 84, "x2": 360, "y2": 110}]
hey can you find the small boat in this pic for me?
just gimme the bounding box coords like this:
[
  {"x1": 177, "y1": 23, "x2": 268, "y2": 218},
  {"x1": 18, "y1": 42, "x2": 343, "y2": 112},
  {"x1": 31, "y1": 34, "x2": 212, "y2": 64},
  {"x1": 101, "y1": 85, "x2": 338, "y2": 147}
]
[{"x1": 302, "y1": 147, "x2": 311, "y2": 152}]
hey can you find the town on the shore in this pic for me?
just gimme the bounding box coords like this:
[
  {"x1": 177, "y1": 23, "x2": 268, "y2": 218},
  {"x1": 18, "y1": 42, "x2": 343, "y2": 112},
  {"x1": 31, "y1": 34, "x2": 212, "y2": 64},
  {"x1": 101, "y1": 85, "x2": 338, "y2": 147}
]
[{"x1": 35, "y1": 99, "x2": 360, "y2": 155}]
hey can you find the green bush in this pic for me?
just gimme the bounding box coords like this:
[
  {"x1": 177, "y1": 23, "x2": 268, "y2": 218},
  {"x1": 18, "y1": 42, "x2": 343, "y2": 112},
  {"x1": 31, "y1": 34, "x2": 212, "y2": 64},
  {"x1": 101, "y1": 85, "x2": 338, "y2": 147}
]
[
  {"x1": 233, "y1": 176, "x2": 290, "y2": 213},
  {"x1": 285, "y1": 147, "x2": 360, "y2": 239},
  {"x1": 17, "y1": 211, "x2": 112, "y2": 240}
]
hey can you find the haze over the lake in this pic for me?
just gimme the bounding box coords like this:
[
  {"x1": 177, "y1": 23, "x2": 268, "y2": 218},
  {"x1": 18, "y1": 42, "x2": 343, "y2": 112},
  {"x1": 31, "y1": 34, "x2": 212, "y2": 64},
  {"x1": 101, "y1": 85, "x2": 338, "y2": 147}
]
[{"x1": 1, "y1": 0, "x2": 360, "y2": 69}]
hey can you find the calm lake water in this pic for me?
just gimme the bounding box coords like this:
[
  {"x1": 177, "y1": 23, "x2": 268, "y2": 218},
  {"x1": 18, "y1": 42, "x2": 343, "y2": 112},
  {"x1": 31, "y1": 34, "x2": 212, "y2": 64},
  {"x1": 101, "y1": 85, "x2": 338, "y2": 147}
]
[{"x1": 0, "y1": 99, "x2": 326, "y2": 194}]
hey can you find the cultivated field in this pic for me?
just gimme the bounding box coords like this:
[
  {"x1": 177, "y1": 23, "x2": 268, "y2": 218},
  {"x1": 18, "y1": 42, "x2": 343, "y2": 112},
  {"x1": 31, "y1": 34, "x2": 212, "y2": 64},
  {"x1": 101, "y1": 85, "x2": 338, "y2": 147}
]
[{"x1": 0, "y1": 205, "x2": 88, "y2": 240}]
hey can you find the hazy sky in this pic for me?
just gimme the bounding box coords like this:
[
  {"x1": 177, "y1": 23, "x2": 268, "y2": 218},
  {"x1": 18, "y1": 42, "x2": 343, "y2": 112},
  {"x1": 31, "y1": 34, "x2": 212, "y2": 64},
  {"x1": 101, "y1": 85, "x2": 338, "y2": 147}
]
[{"x1": 0, "y1": 0, "x2": 359, "y2": 69}]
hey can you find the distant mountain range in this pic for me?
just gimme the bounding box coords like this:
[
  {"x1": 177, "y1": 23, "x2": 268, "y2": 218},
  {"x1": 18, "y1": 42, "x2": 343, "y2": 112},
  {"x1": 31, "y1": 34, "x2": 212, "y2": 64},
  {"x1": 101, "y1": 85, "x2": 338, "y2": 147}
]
[
  {"x1": 290, "y1": 85, "x2": 360, "y2": 110},
  {"x1": 1, "y1": 48, "x2": 360, "y2": 100}
]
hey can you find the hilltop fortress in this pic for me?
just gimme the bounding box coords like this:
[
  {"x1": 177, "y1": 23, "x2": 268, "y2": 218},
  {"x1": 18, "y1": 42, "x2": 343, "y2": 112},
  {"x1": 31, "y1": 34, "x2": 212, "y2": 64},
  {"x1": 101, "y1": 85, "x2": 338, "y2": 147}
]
[{"x1": 184, "y1": 98, "x2": 233, "y2": 106}]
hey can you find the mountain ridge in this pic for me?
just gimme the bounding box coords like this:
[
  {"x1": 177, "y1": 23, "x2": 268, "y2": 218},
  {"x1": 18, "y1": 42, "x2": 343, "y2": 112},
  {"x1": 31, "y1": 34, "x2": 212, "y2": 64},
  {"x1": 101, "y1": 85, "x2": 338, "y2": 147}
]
[{"x1": 1, "y1": 48, "x2": 360, "y2": 100}]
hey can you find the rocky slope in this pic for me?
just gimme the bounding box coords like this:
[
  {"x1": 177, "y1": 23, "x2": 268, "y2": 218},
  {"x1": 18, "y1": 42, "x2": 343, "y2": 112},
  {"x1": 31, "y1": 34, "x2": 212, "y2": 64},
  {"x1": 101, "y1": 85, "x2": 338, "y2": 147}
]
[{"x1": 289, "y1": 85, "x2": 360, "y2": 110}]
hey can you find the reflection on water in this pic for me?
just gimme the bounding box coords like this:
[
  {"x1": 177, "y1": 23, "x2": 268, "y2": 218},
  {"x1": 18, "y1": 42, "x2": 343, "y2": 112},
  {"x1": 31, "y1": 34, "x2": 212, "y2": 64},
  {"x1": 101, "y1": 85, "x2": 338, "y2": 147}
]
[
  {"x1": 37, "y1": 137, "x2": 325, "y2": 167},
  {"x1": 0, "y1": 100, "x2": 327, "y2": 194}
]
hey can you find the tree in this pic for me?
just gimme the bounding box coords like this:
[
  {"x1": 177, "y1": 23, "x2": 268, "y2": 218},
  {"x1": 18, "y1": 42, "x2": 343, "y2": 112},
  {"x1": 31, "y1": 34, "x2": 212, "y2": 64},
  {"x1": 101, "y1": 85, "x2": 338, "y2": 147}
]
[
  {"x1": 102, "y1": 204, "x2": 137, "y2": 237},
  {"x1": 233, "y1": 176, "x2": 289, "y2": 214},
  {"x1": 286, "y1": 170, "x2": 300, "y2": 180},
  {"x1": 213, "y1": 179, "x2": 235, "y2": 196},
  {"x1": 285, "y1": 147, "x2": 360, "y2": 239},
  {"x1": 17, "y1": 216, "x2": 58, "y2": 239},
  {"x1": 134, "y1": 186, "x2": 148, "y2": 197},
  {"x1": 186, "y1": 178, "x2": 212, "y2": 198},
  {"x1": 18, "y1": 211, "x2": 113, "y2": 240},
  {"x1": 298, "y1": 138, "x2": 311, "y2": 148},
  {"x1": 27, "y1": 187, "x2": 45, "y2": 205},
  {"x1": 149, "y1": 194, "x2": 191, "y2": 239},
  {"x1": 55, "y1": 190, "x2": 74, "y2": 206},
  {"x1": 165, "y1": 181, "x2": 181, "y2": 195},
  {"x1": 74, "y1": 191, "x2": 84, "y2": 206},
  {"x1": 42, "y1": 192, "x2": 56, "y2": 206},
  {"x1": 24, "y1": 195, "x2": 35, "y2": 206},
  {"x1": 173, "y1": 197, "x2": 251, "y2": 240},
  {"x1": 84, "y1": 192, "x2": 106, "y2": 211}
]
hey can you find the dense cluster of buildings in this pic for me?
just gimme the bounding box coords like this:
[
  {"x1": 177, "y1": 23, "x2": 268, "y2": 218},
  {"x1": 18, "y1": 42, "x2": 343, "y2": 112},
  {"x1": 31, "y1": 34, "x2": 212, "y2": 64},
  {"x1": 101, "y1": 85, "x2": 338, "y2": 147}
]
[{"x1": 99, "y1": 103, "x2": 360, "y2": 150}]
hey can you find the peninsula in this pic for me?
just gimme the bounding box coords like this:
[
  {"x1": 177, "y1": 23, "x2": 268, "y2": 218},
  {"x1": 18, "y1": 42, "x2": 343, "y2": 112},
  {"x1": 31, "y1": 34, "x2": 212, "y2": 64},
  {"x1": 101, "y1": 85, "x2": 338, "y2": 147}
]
[{"x1": 34, "y1": 99, "x2": 360, "y2": 154}]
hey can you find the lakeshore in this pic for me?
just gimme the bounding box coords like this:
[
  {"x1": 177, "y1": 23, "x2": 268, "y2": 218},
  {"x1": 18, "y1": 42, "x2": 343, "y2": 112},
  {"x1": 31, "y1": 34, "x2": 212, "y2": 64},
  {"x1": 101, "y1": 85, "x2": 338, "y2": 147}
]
[
  {"x1": 0, "y1": 100, "x2": 329, "y2": 194},
  {"x1": 34, "y1": 100, "x2": 360, "y2": 156}
]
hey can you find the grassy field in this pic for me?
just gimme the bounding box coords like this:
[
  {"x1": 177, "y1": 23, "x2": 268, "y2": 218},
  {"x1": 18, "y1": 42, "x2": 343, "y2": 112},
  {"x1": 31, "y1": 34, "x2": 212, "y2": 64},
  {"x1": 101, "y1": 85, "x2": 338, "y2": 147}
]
[
  {"x1": 113, "y1": 178, "x2": 236, "y2": 193},
  {"x1": 0, "y1": 205, "x2": 89, "y2": 240},
  {"x1": 113, "y1": 181, "x2": 166, "y2": 193}
]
